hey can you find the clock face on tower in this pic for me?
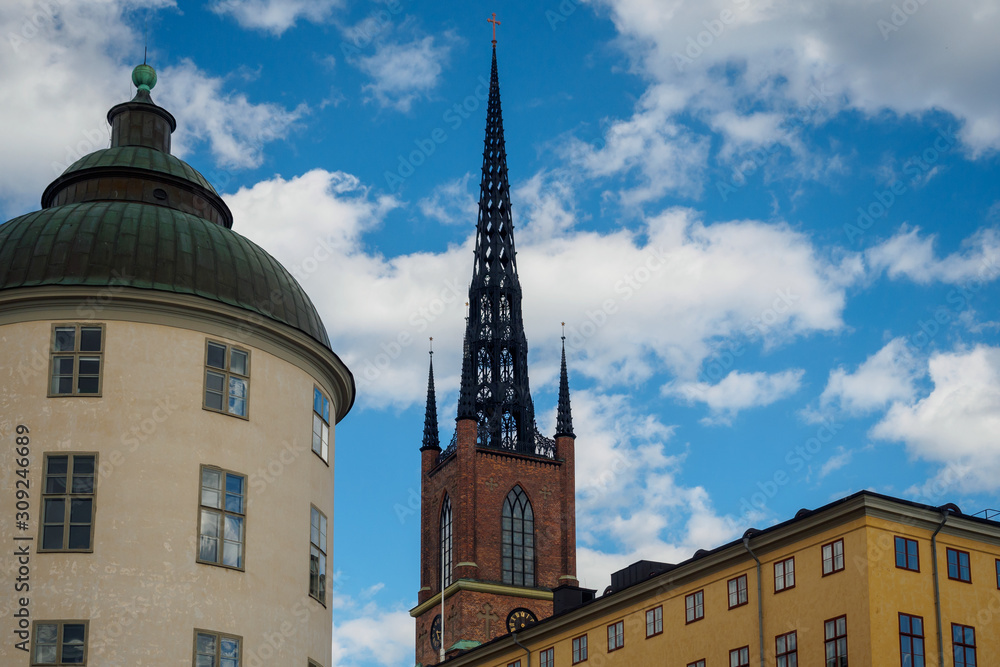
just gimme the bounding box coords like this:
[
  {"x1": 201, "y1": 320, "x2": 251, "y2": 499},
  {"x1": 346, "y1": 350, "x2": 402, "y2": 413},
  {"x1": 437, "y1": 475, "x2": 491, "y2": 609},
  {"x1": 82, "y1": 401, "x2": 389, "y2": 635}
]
[
  {"x1": 430, "y1": 614, "x2": 442, "y2": 652},
  {"x1": 506, "y1": 608, "x2": 537, "y2": 633}
]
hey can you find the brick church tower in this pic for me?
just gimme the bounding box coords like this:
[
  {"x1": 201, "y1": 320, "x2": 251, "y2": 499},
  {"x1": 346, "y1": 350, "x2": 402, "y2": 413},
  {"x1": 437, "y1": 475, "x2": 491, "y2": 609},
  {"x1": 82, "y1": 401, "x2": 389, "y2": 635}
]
[{"x1": 410, "y1": 39, "x2": 578, "y2": 666}]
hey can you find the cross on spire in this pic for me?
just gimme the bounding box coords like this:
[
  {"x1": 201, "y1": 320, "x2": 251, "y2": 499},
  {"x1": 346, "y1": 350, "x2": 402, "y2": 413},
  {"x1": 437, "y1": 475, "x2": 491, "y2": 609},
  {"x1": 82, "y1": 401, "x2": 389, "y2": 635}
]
[{"x1": 488, "y1": 12, "x2": 501, "y2": 46}]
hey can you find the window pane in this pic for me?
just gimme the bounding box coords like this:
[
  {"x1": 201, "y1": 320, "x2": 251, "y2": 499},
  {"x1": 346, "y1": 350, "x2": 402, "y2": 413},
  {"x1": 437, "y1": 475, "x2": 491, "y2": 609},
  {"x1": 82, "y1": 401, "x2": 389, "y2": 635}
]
[
  {"x1": 230, "y1": 349, "x2": 248, "y2": 376},
  {"x1": 44, "y1": 498, "x2": 65, "y2": 523},
  {"x1": 36, "y1": 623, "x2": 58, "y2": 644},
  {"x1": 226, "y1": 474, "x2": 244, "y2": 495},
  {"x1": 73, "y1": 456, "x2": 95, "y2": 475},
  {"x1": 201, "y1": 510, "x2": 220, "y2": 537},
  {"x1": 207, "y1": 343, "x2": 227, "y2": 369},
  {"x1": 202, "y1": 468, "x2": 222, "y2": 489},
  {"x1": 223, "y1": 541, "x2": 242, "y2": 568},
  {"x1": 197, "y1": 632, "x2": 216, "y2": 654},
  {"x1": 77, "y1": 376, "x2": 100, "y2": 394},
  {"x1": 79, "y1": 327, "x2": 102, "y2": 351},
  {"x1": 72, "y1": 474, "x2": 93, "y2": 493},
  {"x1": 70, "y1": 498, "x2": 92, "y2": 523},
  {"x1": 35, "y1": 644, "x2": 57, "y2": 664},
  {"x1": 205, "y1": 390, "x2": 224, "y2": 411},
  {"x1": 68, "y1": 525, "x2": 91, "y2": 549},
  {"x1": 196, "y1": 657, "x2": 215, "y2": 667},
  {"x1": 229, "y1": 396, "x2": 246, "y2": 417},
  {"x1": 200, "y1": 536, "x2": 219, "y2": 562},
  {"x1": 54, "y1": 328, "x2": 76, "y2": 351},
  {"x1": 62, "y1": 623, "x2": 85, "y2": 644},
  {"x1": 77, "y1": 357, "x2": 100, "y2": 375},
  {"x1": 224, "y1": 515, "x2": 243, "y2": 542},
  {"x1": 54, "y1": 356, "x2": 75, "y2": 374},
  {"x1": 206, "y1": 371, "x2": 225, "y2": 393},
  {"x1": 225, "y1": 493, "x2": 243, "y2": 514},
  {"x1": 45, "y1": 475, "x2": 66, "y2": 494},
  {"x1": 42, "y1": 526, "x2": 64, "y2": 550},
  {"x1": 201, "y1": 489, "x2": 221, "y2": 509},
  {"x1": 46, "y1": 456, "x2": 68, "y2": 475}
]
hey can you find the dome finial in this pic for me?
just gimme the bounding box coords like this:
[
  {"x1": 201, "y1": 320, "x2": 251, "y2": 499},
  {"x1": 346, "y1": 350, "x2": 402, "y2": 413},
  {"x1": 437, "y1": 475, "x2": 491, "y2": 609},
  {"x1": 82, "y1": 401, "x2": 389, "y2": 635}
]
[{"x1": 132, "y1": 63, "x2": 157, "y2": 92}]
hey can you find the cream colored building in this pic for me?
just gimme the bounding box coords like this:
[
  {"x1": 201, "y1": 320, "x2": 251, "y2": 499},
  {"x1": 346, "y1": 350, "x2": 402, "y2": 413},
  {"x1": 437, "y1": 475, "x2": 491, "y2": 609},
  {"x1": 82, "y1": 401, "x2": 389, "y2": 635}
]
[{"x1": 0, "y1": 64, "x2": 353, "y2": 666}]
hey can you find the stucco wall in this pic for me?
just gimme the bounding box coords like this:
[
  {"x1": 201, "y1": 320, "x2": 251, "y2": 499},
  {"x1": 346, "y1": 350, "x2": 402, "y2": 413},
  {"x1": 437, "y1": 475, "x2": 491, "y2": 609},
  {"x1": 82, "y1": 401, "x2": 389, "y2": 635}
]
[{"x1": 0, "y1": 317, "x2": 338, "y2": 665}]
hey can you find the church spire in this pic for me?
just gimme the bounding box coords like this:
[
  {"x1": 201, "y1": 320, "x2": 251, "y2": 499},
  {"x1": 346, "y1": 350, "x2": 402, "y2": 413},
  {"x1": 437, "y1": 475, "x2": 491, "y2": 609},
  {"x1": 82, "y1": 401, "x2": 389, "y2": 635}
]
[
  {"x1": 421, "y1": 343, "x2": 440, "y2": 451},
  {"x1": 458, "y1": 42, "x2": 548, "y2": 457},
  {"x1": 556, "y1": 329, "x2": 574, "y2": 438}
]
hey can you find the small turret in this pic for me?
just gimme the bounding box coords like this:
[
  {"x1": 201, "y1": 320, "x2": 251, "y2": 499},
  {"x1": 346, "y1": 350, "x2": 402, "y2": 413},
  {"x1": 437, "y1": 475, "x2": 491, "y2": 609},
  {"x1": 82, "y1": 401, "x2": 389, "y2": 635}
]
[
  {"x1": 422, "y1": 344, "x2": 441, "y2": 451},
  {"x1": 555, "y1": 331, "x2": 574, "y2": 439}
]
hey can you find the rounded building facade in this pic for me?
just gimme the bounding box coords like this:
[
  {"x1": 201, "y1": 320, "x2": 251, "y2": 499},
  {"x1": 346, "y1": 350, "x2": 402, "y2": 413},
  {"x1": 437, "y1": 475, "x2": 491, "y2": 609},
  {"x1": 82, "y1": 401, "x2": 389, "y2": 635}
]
[{"x1": 0, "y1": 65, "x2": 353, "y2": 666}]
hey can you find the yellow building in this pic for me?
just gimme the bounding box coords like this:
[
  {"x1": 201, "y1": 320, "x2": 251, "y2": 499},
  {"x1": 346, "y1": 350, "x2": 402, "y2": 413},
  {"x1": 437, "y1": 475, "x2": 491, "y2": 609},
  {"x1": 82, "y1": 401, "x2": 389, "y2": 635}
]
[
  {"x1": 441, "y1": 491, "x2": 1000, "y2": 667},
  {"x1": 0, "y1": 64, "x2": 353, "y2": 665}
]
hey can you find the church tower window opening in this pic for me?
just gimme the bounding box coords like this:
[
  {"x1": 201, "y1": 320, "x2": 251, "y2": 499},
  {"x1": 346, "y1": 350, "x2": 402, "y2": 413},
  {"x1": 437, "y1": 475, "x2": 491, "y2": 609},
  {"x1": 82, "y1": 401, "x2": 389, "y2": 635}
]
[
  {"x1": 441, "y1": 495, "x2": 453, "y2": 588},
  {"x1": 502, "y1": 485, "x2": 535, "y2": 587}
]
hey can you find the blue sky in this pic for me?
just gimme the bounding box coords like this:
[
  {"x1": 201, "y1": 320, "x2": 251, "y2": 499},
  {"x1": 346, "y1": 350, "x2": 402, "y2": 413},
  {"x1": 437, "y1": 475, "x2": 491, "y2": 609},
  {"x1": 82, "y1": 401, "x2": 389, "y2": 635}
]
[{"x1": 2, "y1": 0, "x2": 1000, "y2": 664}]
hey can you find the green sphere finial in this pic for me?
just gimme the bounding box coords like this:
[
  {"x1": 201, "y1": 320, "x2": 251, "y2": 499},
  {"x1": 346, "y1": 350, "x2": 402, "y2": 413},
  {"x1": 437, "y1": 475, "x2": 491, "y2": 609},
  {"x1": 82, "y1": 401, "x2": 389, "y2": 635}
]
[{"x1": 132, "y1": 63, "x2": 157, "y2": 92}]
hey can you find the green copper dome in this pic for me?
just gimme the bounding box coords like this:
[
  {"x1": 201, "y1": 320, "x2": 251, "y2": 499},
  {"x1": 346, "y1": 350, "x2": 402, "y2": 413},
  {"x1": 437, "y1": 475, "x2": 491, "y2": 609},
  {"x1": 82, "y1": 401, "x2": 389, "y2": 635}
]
[
  {"x1": 0, "y1": 64, "x2": 334, "y2": 349},
  {"x1": 0, "y1": 202, "x2": 331, "y2": 347}
]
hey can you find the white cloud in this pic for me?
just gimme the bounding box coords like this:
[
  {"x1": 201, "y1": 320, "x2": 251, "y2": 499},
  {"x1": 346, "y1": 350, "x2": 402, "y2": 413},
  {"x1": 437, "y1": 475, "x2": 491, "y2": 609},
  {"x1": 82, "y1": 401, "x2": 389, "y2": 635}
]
[
  {"x1": 872, "y1": 345, "x2": 1000, "y2": 493},
  {"x1": 0, "y1": 0, "x2": 170, "y2": 216},
  {"x1": 865, "y1": 226, "x2": 1000, "y2": 285},
  {"x1": 570, "y1": 390, "x2": 741, "y2": 590},
  {"x1": 0, "y1": 0, "x2": 304, "y2": 218},
  {"x1": 808, "y1": 338, "x2": 924, "y2": 420},
  {"x1": 230, "y1": 170, "x2": 851, "y2": 409},
  {"x1": 598, "y1": 0, "x2": 1000, "y2": 155},
  {"x1": 210, "y1": 0, "x2": 343, "y2": 35},
  {"x1": 562, "y1": 84, "x2": 709, "y2": 205},
  {"x1": 665, "y1": 369, "x2": 805, "y2": 425},
  {"x1": 159, "y1": 59, "x2": 307, "y2": 169},
  {"x1": 819, "y1": 447, "x2": 853, "y2": 479},
  {"x1": 417, "y1": 174, "x2": 477, "y2": 226},
  {"x1": 357, "y1": 36, "x2": 450, "y2": 112},
  {"x1": 331, "y1": 587, "x2": 413, "y2": 667}
]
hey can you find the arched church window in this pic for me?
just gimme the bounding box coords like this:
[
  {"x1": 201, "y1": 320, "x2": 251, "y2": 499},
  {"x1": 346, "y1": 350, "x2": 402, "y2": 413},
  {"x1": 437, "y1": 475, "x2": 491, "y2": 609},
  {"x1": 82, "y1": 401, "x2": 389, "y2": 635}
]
[
  {"x1": 502, "y1": 485, "x2": 535, "y2": 587},
  {"x1": 441, "y1": 495, "x2": 453, "y2": 588}
]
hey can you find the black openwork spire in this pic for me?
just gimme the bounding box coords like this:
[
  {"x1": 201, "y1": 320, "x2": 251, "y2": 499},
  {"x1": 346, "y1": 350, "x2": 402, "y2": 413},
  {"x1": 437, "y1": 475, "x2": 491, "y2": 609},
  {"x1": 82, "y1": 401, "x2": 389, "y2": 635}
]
[
  {"x1": 556, "y1": 333, "x2": 574, "y2": 438},
  {"x1": 456, "y1": 45, "x2": 553, "y2": 459},
  {"x1": 421, "y1": 345, "x2": 440, "y2": 451}
]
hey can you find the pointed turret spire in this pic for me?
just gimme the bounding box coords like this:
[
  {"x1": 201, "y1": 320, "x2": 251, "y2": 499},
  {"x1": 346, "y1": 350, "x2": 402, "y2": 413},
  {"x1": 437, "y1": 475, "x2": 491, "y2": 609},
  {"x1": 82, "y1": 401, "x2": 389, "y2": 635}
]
[
  {"x1": 422, "y1": 342, "x2": 440, "y2": 451},
  {"x1": 457, "y1": 317, "x2": 477, "y2": 420},
  {"x1": 556, "y1": 328, "x2": 574, "y2": 438},
  {"x1": 457, "y1": 43, "x2": 546, "y2": 456}
]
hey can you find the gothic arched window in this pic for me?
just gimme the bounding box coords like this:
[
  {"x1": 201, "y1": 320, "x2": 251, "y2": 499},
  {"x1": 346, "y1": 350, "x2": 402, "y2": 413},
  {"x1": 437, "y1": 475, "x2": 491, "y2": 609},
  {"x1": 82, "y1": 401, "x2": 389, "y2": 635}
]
[
  {"x1": 502, "y1": 485, "x2": 534, "y2": 587},
  {"x1": 441, "y1": 495, "x2": 453, "y2": 588}
]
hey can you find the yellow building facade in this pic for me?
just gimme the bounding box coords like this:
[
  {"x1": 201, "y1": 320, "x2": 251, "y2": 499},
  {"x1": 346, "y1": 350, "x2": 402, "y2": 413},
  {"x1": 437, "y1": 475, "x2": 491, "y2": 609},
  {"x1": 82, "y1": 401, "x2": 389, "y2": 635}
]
[
  {"x1": 443, "y1": 492, "x2": 1000, "y2": 667},
  {"x1": 0, "y1": 64, "x2": 353, "y2": 665}
]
